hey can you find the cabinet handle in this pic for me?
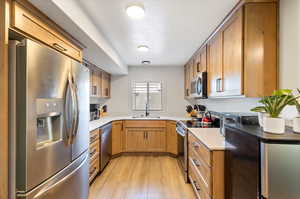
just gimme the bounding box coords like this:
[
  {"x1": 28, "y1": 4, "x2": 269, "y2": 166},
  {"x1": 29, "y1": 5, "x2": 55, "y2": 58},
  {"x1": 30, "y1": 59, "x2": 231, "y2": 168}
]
[
  {"x1": 216, "y1": 78, "x2": 222, "y2": 92},
  {"x1": 192, "y1": 142, "x2": 199, "y2": 149},
  {"x1": 90, "y1": 134, "x2": 98, "y2": 143},
  {"x1": 89, "y1": 167, "x2": 97, "y2": 176},
  {"x1": 197, "y1": 63, "x2": 200, "y2": 73},
  {"x1": 52, "y1": 43, "x2": 67, "y2": 52},
  {"x1": 92, "y1": 86, "x2": 97, "y2": 95},
  {"x1": 90, "y1": 148, "x2": 97, "y2": 157},
  {"x1": 194, "y1": 180, "x2": 201, "y2": 191},
  {"x1": 193, "y1": 159, "x2": 201, "y2": 167}
]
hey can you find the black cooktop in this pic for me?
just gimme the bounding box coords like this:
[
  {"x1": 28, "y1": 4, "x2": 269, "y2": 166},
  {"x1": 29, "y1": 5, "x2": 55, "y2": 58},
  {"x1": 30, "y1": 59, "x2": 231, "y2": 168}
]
[{"x1": 180, "y1": 119, "x2": 220, "y2": 128}]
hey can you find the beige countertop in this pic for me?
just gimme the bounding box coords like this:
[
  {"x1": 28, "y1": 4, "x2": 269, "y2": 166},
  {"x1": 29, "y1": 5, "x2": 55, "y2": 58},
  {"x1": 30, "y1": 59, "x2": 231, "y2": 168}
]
[
  {"x1": 188, "y1": 128, "x2": 225, "y2": 150},
  {"x1": 89, "y1": 116, "x2": 189, "y2": 131}
]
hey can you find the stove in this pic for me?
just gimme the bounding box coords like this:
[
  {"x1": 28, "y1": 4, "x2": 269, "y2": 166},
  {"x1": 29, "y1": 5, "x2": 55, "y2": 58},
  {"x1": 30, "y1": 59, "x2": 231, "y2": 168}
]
[
  {"x1": 179, "y1": 119, "x2": 220, "y2": 128},
  {"x1": 175, "y1": 117, "x2": 220, "y2": 183}
]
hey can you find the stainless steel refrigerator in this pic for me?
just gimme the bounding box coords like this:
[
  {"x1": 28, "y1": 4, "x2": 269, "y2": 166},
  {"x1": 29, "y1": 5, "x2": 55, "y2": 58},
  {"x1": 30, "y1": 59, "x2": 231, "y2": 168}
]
[{"x1": 9, "y1": 38, "x2": 90, "y2": 199}]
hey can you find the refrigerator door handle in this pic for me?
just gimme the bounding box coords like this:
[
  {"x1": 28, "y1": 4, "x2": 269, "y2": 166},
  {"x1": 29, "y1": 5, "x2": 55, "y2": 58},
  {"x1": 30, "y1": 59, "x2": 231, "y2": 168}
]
[
  {"x1": 64, "y1": 73, "x2": 76, "y2": 145},
  {"x1": 71, "y1": 75, "x2": 79, "y2": 143}
]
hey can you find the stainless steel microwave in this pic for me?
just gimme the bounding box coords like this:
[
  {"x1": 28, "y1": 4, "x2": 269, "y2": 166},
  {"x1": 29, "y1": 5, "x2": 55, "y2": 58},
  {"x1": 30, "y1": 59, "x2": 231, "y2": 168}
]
[{"x1": 190, "y1": 72, "x2": 207, "y2": 98}]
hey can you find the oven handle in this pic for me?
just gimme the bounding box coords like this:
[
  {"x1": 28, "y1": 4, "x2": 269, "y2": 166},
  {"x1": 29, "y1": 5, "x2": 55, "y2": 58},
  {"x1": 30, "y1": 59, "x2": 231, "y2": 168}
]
[{"x1": 176, "y1": 127, "x2": 186, "y2": 137}]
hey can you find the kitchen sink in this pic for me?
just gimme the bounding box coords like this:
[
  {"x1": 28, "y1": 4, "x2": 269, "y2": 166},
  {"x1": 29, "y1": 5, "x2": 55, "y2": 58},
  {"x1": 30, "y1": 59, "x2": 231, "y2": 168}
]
[{"x1": 131, "y1": 115, "x2": 160, "y2": 119}]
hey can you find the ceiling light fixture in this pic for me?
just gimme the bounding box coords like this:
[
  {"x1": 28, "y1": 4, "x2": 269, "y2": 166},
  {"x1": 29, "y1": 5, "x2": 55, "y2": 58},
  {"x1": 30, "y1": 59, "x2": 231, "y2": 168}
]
[
  {"x1": 137, "y1": 45, "x2": 149, "y2": 52},
  {"x1": 141, "y1": 61, "x2": 151, "y2": 65},
  {"x1": 126, "y1": 4, "x2": 145, "y2": 19}
]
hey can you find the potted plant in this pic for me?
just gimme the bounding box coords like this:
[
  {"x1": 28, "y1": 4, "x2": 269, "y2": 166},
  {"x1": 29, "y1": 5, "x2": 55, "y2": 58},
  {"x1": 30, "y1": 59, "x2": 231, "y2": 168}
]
[{"x1": 251, "y1": 89, "x2": 297, "y2": 134}]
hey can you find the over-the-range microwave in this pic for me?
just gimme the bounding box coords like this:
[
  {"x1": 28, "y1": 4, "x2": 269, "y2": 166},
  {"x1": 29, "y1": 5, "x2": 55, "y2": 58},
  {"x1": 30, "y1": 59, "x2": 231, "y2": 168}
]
[{"x1": 190, "y1": 72, "x2": 207, "y2": 98}]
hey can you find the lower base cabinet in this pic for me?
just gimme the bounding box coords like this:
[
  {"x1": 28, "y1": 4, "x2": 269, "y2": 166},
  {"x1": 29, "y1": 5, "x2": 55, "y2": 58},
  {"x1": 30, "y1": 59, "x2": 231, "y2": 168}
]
[
  {"x1": 124, "y1": 127, "x2": 166, "y2": 152},
  {"x1": 188, "y1": 132, "x2": 225, "y2": 199}
]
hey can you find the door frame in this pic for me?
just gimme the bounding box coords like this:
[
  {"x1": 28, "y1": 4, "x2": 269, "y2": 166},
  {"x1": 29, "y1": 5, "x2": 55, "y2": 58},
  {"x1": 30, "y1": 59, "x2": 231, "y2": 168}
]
[{"x1": 0, "y1": 0, "x2": 10, "y2": 198}]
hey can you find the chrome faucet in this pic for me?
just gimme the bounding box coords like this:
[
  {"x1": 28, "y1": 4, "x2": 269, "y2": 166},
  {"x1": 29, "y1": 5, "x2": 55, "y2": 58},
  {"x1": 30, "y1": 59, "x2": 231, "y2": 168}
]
[{"x1": 145, "y1": 103, "x2": 150, "y2": 117}]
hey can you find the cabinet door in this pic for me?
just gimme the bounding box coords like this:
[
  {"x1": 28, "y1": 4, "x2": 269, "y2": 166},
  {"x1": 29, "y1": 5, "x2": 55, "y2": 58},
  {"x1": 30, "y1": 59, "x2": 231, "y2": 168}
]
[
  {"x1": 124, "y1": 128, "x2": 147, "y2": 152},
  {"x1": 184, "y1": 65, "x2": 190, "y2": 97},
  {"x1": 102, "y1": 72, "x2": 110, "y2": 98},
  {"x1": 146, "y1": 128, "x2": 166, "y2": 152},
  {"x1": 200, "y1": 46, "x2": 207, "y2": 73},
  {"x1": 223, "y1": 9, "x2": 243, "y2": 96},
  {"x1": 208, "y1": 33, "x2": 223, "y2": 96},
  {"x1": 166, "y1": 122, "x2": 178, "y2": 155},
  {"x1": 112, "y1": 121, "x2": 123, "y2": 155},
  {"x1": 90, "y1": 70, "x2": 101, "y2": 97}
]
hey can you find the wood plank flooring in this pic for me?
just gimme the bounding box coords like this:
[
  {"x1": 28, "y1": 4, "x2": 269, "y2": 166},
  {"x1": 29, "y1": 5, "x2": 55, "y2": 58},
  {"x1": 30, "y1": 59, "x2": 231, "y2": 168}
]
[{"x1": 89, "y1": 156, "x2": 196, "y2": 199}]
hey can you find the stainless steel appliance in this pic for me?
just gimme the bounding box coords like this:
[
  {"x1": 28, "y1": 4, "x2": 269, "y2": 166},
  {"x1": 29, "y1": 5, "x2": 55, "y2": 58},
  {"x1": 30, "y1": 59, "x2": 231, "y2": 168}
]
[
  {"x1": 9, "y1": 38, "x2": 90, "y2": 199},
  {"x1": 176, "y1": 121, "x2": 188, "y2": 182},
  {"x1": 190, "y1": 72, "x2": 207, "y2": 98},
  {"x1": 99, "y1": 122, "x2": 112, "y2": 171},
  {"x1": 261, "y1": 143, "x2": 300, "y2": 199},
  {"x1": 176, "y1": 118, "x2": 220, "y2": 183}
]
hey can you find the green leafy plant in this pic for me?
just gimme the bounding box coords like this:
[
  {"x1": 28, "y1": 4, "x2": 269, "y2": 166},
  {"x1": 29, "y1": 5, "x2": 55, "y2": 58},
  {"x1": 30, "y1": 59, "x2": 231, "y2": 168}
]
[
  {"x1": 251, "y1": 89, "x2": 298, "y2": 118},
  {"x1": 294, "y1": 88, "x2": 300, "y2": 115}
]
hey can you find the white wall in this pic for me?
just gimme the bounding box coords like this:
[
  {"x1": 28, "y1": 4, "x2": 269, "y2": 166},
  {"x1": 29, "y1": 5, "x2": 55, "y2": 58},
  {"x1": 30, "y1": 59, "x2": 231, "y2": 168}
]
[{"x1": 105, "y1": 66, "x2": 186, "y2": 116}]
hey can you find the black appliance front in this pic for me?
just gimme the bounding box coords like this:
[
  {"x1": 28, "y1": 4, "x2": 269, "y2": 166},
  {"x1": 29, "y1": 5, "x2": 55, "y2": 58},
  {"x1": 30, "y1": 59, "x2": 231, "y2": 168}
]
[{"x1": 225, "y1": 126, "x2": 260, "y2": 199}]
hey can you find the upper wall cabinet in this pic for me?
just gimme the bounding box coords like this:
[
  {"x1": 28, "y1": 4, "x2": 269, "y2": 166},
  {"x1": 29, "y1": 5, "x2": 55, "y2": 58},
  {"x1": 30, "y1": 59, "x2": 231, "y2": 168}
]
[
  {"x1": 11, "y1": 1, "x2": 83, "y2": 62},
  {"x1": 186, "y1": 0, "x2": 278, "y2": 98},
  {"x1": 84, "y1": 61, "x2": 111, "y2": 99}
]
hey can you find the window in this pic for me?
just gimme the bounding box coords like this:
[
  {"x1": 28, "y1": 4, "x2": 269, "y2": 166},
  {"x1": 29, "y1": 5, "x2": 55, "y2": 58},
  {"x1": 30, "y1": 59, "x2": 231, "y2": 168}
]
[{"x1": 132, "y1": 81, "x2": 162, "y2": 111}]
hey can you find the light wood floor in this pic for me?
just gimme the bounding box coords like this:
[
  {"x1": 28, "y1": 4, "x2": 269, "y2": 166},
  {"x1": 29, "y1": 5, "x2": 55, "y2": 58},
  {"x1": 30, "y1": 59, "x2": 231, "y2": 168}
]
[{"x1": 89, "y1": 156, "x2": 196, "y2": 199}]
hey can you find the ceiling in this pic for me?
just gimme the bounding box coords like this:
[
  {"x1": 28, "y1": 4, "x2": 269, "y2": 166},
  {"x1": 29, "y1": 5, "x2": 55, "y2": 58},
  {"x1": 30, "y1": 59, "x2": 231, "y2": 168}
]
[{"x1": 76, "y1": 0, "x2": 239, "y2": 67}]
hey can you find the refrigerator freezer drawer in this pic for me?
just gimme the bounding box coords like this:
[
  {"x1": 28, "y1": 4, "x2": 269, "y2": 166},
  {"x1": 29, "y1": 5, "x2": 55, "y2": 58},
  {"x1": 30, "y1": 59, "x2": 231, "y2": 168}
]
[
  {"x1": 261, "y1": 143, "x2": 300, "y2": 199},
  {"x1": 17, "y1": 151, "x2": 89, "y2": 199}
]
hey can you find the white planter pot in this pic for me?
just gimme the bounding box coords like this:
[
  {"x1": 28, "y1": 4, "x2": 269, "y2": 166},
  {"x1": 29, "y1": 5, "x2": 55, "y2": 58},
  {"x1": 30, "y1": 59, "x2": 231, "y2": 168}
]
[
  {"x1": 263, "y1": 117, "x2": 285, "y2": 134},
  {"x1": 293, "y1": 117, "x2": 300, "y2": 133},
  {"x1": 258, "y1": 112, "x2": 267, "y2": 127}
]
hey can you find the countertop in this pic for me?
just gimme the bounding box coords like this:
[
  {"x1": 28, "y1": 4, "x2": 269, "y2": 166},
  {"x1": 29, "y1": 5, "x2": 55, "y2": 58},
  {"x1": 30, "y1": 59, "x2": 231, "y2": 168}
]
[
  {"x1": 188, "y1": 128, "x2": 225, "y2": 150},
  {"x1": 89, "y1": 116, "x2": 189, "y2": 131},
  {"x1": 225, "y1": 123, "x2": 300, "y2": 144}
]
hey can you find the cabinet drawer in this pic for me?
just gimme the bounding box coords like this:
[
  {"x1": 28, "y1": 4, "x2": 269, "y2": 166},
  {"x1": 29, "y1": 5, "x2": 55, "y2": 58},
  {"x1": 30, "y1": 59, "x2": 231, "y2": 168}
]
[
  {"x1": 12, "y1": 2, "x2": 82, "y2": 62},
  {"x1": 124, "y1": 120, "x2": 166, "y2": 128},
  {"x1": 189, "y1": 161, "x2": 210, "y2": 199},
  {"x1": 89, "y1": 140, "x2": 99, "y2": 162},
  {"x1": 189, "y1": 158, "x2": 211, "y2": 198},
  {"x1": 189, "y1": 132, "x2": 211, "y2": 166},
  {"x1": 90, "y1": 129, "x2": 99, "y2": 144},
  {"x1": 189, "y1": 145, "x2": 211, "y2": 188},
  {"x1": 89, "y1": 158, "x2": 99, "y2": 183}
]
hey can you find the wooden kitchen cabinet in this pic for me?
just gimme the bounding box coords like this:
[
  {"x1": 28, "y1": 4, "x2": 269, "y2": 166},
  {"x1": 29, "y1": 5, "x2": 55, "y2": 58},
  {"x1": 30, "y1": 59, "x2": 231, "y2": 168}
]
[
  {"x1": 184, "y1": 64, "x2": 190, "y2": 98},
  {"x1": 146, "y1": 128, "x2": 166, "y2": 152},
  {"x1": 112, "y1": 121, "x2": 123, "y2": 155},
  {"x1": 166, "y1": 121, "x2": 178, "y2": 155},
  {"x1": 222, "y1": 8, "x2": 243, "y2": 96},
  {"x1": 123, "y1": 120, "x2": 167, "y2": 152},
  {"x1": 89, "y1": 129, "x2": 100, "y2": 183},
  {"x1": 188, "y1": 132, "x2": 224, "y2": 199},
  {"x1": 185, "y1": 0, "x2": 278, "y2": 98},
  {"x1": 11, "y1": 1, "x2": 83, "y2": 62},
  {"x1": 208, "y1": 33, "x2": 223, "y2": 97},
  {"x1": 102, "y1": 72, "x2": 111, "y2": 98},
  {"x1": 124, "y1": 128, "x2": 147, "y2": 152},
  {"x1": 90, "y1": 69, "x2": 102, "y2": 97},
  {"x1": 85, "y1": 60, "x2": 111, "y2": 99}
]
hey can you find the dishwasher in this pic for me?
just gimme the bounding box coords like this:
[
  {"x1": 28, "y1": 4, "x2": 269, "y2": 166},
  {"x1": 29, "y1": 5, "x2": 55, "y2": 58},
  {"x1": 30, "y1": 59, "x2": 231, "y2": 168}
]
[{"x1": 99, "y1": 122, "x2": 112, "y2": 171}]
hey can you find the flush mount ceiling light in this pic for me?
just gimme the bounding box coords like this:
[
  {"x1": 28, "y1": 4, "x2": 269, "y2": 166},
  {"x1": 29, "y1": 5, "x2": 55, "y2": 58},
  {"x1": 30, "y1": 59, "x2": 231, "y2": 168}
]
[
  {"x1": 141, "y1": 61, "x2": 151, "y2": 65},
  {"x1": 137, "y1": 45, "x2": 149, "y2": 52},
  {"x1": 126, "y1": 4, "x2": 145, "y2": 19}
]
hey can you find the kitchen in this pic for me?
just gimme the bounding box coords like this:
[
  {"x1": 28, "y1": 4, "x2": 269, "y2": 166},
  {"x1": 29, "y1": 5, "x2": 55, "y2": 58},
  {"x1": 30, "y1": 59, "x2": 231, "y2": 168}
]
[{"x1": 1, "y1": 0, "x2": 300, "y2": 199}]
